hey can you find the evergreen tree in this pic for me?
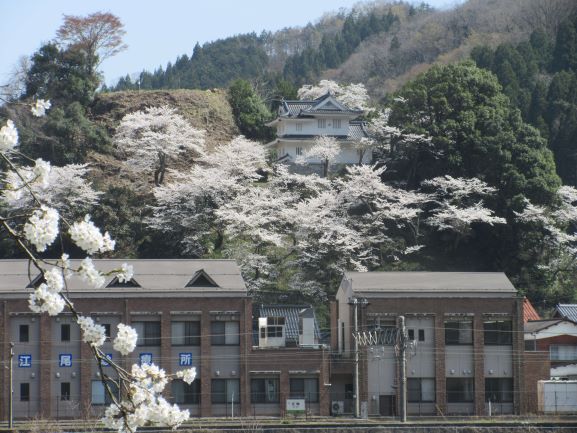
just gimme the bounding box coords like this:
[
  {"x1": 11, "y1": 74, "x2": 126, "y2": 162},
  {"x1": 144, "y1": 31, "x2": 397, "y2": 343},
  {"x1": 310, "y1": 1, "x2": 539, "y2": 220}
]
[
  {"x1": 228, "y1": 79, "x2": 273, "y2": 141},
  {"x1": 552, "y1": 19, "x2": 577, "y2": 72},
  {"x1": 388, "y1": 62, "x2": 562, "y2": 298}
]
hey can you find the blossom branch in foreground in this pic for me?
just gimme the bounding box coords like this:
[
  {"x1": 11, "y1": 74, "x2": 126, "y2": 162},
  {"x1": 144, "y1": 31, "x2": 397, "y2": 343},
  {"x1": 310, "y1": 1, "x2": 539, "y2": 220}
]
[{"x1": 0, "y1": 104, "x2": 194, "y2": 432}]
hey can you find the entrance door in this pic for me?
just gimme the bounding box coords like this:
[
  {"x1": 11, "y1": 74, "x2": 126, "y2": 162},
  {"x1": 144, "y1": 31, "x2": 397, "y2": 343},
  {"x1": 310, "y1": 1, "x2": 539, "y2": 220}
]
[{"x1": 379, "y1": 395, "x2": 396, "y2": 416}]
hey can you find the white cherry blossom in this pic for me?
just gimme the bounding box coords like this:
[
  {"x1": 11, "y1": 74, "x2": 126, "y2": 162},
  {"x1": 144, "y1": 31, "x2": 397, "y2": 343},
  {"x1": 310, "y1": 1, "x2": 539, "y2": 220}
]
[
  {"x1": 31, "y1": 99, "x2": 52, "y2": 117},
  {"x1": 176, "y1": 367, "x2": 196, "y2": 385},
  {"x1": 78, "y1": 315, "x2": 107, "y2": 347},
  {"x1": 69, "y1": 215, "x2": 115, "y2": 254},
  {"x1": 0, "y1": 119, "x2": 18, "y2": 151},
  {"x1": 23, "y1": 206, "x2": 59, "y2": 252},
  {"x1": 113, "y1": 323, "x2": 138, "y2": 355},
  {"x1": 78, "y1": 257, "x2": 106, "y2": 289}
]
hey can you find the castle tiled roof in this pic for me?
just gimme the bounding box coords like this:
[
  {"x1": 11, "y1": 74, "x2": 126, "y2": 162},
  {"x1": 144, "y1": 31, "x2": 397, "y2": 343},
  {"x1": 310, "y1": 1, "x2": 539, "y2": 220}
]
[{"x1": 279, "y1": 93, "x2": 363, "y2": 117}]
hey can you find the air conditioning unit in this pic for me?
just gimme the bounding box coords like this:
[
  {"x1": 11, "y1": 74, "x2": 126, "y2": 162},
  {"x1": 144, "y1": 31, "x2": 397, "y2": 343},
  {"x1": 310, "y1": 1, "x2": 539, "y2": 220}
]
[{"x1": 332, "y1": 400, "x2": 344, "y2": 416}]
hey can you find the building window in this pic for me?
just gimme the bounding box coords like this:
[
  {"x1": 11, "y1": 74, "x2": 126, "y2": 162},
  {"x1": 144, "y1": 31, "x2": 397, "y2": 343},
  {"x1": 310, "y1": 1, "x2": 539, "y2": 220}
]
[
  {"x1": 61, "y1": 382, "x2": 71, "y2": 401},
  {"x1": 407, "y1": 378, "x2": 435, "y2": 403},
  {"x1": 296, "y1": 123, "x2": 303, "y2": 132},
  {"x1": 408, "y1": 329, "x2": 415, "y2": 341},
  {"x1": 61, "y1": 324, "x2": 70, "y2": 342},
  {"x1": 290, "y1": 378, "x2": 319, "y2": 402},
  {"x1": 211, "y1": 321, "x2": 239, "y2": 345},
  {"x1": 318, "y1": 119, "x2": 326, "y2": 129},
  {"x1": 133, "y1": 321, "x2": 161, "y2": 346},
  {"x1": 344, "y1": 383, "x2": 354, "y2": 399},
  {"x1": 103, "y1": 324, "x2": 111, "y2": 339},
  {"x1": 211, "y1": 379, "x2": 240, "y2": 404},
  {"x1": 445, "y1": 320, "x2": 473, "y2": 345},
  {"x1": 296, "y1": 147, "x2": 303, "y2": 156},
  {"x1": 266, "y1": 317, "x2": 284, "y2": 338},
  {"x1": 333, "y1": 119, "x2": 341, "y2": 129},
  {"x1": 172, "y1": 379, "x2": 200, "y2": 404},
  {"x1": 525, "y1": 339, "x2": 536, "y2": 351},
  {"x1": 19, "y1": 324, "x2": 29, "y2": 343},
  {"x1": 251, "y1": 378, "x2": 280, "y2": 403},
  {"x1": 341, "y1": 322, "x2": 345, "y2": 352},
  {"x1": 20, "y1": 383, "x2": 30, "y2": 402},
  {"x1": 485, "y1": 378, "x2": 513, "y2": 403},
  {"x1": 484, "y1": 320, "x2": 512, "y2": 345},
  {"x1": 446, "y1": 378, "x2": 474, "y2": 403},
  {"x1": 172, "y1": 321, "x2": 201, "y2": 346},
  {"x1": 418, "y1": 329, "x2": 425, "y2": 342},
  {"x1": 550, "y1": 345, "x2": 577, "y2": 361},
  {"x1": 91, "y1": 380, "x2": 119, "y2": 405}
]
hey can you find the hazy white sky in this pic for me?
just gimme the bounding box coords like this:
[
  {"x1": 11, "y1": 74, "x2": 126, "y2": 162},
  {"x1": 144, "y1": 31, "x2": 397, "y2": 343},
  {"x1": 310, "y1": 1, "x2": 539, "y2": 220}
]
[{"x1": 0, "y1": 0, "x2": 465, "y2": 87}]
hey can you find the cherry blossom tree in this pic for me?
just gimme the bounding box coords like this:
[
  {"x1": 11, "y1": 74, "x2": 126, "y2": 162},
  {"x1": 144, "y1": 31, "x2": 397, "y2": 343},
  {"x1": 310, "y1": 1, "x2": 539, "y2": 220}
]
[
  {"x1": 1, "y1": 104, "x2": 195, "y2": 432},
  {"x1": 423, "y1": 176, "x2": 506, "y2": 237},
  {"x1": 148, "y1": 136, "x2": 267, "y2": 255},
  {"x1": 351, "y1": 137, "x2": 375, "y2": 165},
  {"x1": 298, "y1": 135, "x2": 340, "y2": 177},
  {"x1": 297, "y1": 80, "x2": 370, "y2": 110},
  {"x1": 114, "y1": 105, "x2": 205, "y2": 186}
]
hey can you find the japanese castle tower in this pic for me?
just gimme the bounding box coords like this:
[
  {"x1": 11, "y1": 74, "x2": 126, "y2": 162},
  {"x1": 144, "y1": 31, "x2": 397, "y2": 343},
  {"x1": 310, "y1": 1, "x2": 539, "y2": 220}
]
[{"x1": 266, "y1": 93, "x2": 371, "y2": 172}]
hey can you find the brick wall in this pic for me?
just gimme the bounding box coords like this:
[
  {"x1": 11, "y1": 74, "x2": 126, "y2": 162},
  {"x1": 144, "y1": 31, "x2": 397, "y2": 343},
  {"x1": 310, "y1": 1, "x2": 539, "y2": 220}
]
[
  {"x1": 354, "y1": 296, "x2": 523, "y2": 416},
  {"x1": 523, "y1": 351, "x2": 550, "y2": 413}
]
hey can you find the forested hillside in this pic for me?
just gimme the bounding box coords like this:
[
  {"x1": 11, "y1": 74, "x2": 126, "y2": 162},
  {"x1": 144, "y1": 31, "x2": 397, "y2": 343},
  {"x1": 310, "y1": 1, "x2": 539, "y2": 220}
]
[{"x1": 109, "y1": 0, "x2": 577, "y2": 98}]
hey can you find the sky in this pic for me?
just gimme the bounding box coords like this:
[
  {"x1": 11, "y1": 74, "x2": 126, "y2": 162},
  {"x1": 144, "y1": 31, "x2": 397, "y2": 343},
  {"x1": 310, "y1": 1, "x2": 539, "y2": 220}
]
[{"x1": 0, "y1": 0, "x2": 465, "y2": 87}]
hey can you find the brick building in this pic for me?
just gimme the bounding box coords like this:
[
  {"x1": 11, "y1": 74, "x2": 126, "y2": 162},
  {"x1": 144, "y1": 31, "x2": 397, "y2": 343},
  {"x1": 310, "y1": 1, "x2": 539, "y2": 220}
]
[
  {"x1": 1, "y1": 260, "x2": 548, "y2": 419},
  {"x1": 0, "y1": 259, "x2": 331, "y2": 420},
  {"x1": 332, "y1": 272, "x2": 533, "y2": 416}
]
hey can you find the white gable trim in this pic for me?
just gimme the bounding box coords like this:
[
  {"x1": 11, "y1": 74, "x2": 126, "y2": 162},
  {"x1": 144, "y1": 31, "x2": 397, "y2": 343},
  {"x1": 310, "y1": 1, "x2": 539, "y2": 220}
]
[
  {"x1": 525, "y1": 321, "x2": 577, "y2": 340},
  {"x1": 309, "y1": 95, "x2": 349, "y2": 112}
]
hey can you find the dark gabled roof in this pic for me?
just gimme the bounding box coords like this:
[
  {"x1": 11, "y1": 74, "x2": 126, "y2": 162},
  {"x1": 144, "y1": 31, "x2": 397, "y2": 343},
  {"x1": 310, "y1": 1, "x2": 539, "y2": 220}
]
[
  {"x1": 280, "y1": 93, "x2": 363, "y2": 117},
  {"x1": 254, "y1": 304, "x2": 321, "y2": 345},
  {"x1": 524, "y1": 319, "x2": 565, "y2": 333},
  {"x1": 283, "y1": 102, "x2": 316, "y2": 116},
  {"x1": 555, "y1": 304, "x2": 577, "y2": 323},
  {"x1": 26, "y1": 274, "x2": 46, "y2": 288},
  {"x1": 348, "y1": 120, "x2": 369, "y2": 140},
  {"x1": 186, "y1": 269, "x2": 219, "y2": 288},
  {"x1": 107, "y1": 276, "x2": 141, "y2": 288},
  {"x1": 275, "y1": 121, "x2": 369, "y2": 143}
]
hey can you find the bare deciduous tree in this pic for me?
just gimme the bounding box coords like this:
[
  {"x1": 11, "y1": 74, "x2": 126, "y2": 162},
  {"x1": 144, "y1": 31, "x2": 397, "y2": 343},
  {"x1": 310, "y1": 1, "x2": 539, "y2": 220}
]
[{"x1": 55, "y1": 11, "x2": 127, "y2": 72}]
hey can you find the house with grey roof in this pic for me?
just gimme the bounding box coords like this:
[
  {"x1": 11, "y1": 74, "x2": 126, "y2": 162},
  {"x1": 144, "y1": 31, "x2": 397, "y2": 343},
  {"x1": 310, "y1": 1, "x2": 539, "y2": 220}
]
[
  {"x1": 525, "y1": 318, "x2": 577, "y2": 380},
  {"x1": 265, "y1": 93, "x2": 371, "y2": 174},
  {"x1": 554, "y1": 304, "x2": 577, "y2": 323},
  {"x1": 331, "y1": 271, "x2": 541, "y2": 417}
]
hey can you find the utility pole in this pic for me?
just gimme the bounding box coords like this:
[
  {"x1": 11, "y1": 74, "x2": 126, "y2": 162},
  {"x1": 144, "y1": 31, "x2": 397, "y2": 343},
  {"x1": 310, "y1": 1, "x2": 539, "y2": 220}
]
[
  {"x1": 349, "y1": 297, "x2": 368, "y2": 418},
  {"x1": 397, "y1": 316, "x2": 407, "y2": 423},
  {"x1": 353, "y1": 299, "x2": 360, "y2": 419},
  {"x1": 9, "y1": 342, "x2": 14, "y2": 429}
]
